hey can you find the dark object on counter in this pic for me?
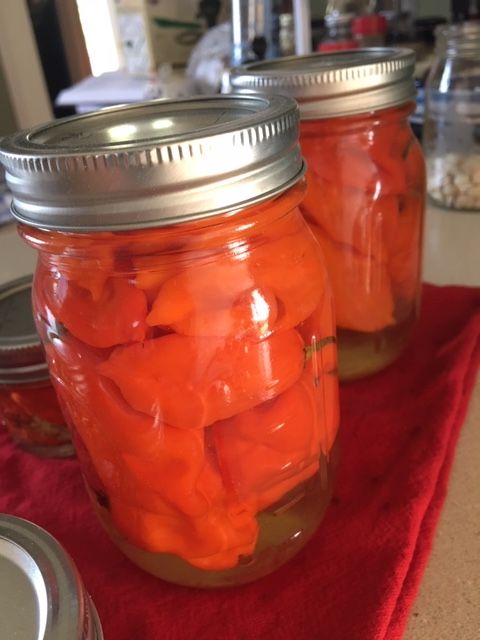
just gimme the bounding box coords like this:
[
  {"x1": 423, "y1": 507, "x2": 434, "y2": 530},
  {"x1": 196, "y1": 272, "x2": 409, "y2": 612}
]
[
  {"x1": 231, "y1": 0, "x2": 277, "y2": 64},
  {"x1": 0, "y1": 514, "x2": 103, "y2": 639},
  {"x1": 197, "y1": 0, "x2": 222, "y2": 28}
]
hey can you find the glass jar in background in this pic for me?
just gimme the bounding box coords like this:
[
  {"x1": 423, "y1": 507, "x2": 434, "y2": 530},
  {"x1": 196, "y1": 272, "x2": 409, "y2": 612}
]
[
  {"x1": 351, "y1": 14, "x2": 387, "y2": 47},
  {"x1": 318, "y1": 14, "x2": 359, "y2": 52},
  {"x1": 0, "y1": 96, "x2": 339, "y2": 587},
  {"x1": 0, "y1": 276, "x2": 73, "y2": 457},
  {"x1": 320, "y1": 0, "x2": 375, "y2": 51},
  {"x1": 423, "y1": 22, "x2": 480, "y2": 211},
  {"x1": 229, "y1": 49, "x2": 426, "y2": 380}
]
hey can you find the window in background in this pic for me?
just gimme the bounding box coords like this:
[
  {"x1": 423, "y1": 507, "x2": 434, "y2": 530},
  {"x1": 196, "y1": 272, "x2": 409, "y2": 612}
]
[{"x1": 76, "y1": 0, "x2": 121, "y2": 75}]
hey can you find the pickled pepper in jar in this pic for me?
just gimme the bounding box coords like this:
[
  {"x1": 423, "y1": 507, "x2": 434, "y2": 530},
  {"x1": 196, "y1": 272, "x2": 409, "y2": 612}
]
[
  {"x1": 1, "y1": 95, "x2": 340, "y2": 587},
  {"x1": 0, "y1": 276, "x2": 72, "y2": 457},
  {"x1": 229, "y1": 48, "x2": 426, "y2": 380}
]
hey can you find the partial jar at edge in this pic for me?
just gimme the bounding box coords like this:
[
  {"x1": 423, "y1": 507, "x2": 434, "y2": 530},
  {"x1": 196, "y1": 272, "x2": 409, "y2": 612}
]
[
  {"x1": 423, "y1": 22, "x2": 480, "y2": 211},
  {"x1": 0, "y1": 276, "x2": 73, "y2": 457},
  {"x1": 1, "y1": 96, "x2": 340, "y2": 588},
  {"x1": 229, "y1": 49, "x2": 426, "y2": 381}
]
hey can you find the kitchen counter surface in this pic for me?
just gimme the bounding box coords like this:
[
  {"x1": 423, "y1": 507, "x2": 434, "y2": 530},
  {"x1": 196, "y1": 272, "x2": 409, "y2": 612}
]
[{"x1": 0, "y1": 201, "x2": 479, "y2": 638}]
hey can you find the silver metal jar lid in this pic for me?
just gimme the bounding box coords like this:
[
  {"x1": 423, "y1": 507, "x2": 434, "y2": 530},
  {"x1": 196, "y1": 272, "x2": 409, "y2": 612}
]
[
  {"x1": 228, "y1": 48, "x2": 416, "y2": 120},
  {"x1": 0, "y1": 275, "x2": 49, "y2": 385},
  {"x1": 0, "y1": 514, "x2": 103, "y2": 640},
  {"x1": 0, "y1": 95, "x2": 304, "y2": 232}
]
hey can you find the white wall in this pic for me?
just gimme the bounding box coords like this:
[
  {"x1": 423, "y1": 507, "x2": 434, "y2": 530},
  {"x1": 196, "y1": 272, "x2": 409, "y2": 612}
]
[{"x1": 0, "y1": 0, "x2": 53, "y2": 130}]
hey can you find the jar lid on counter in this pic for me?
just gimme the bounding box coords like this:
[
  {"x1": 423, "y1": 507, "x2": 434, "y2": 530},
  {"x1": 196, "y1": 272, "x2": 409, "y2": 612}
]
[
  {"x1": 0, "y1": 95, "x2": 304, "y2": 232},
  {"x1": 228, "y1": 48, "x2": 416, "y2": 119},
  {"x1": 0, "y1": 275, "x2": 49, "y2": 384},
  {"x1": 0, "y1": 514, "x2": 103, "y2": 640}
]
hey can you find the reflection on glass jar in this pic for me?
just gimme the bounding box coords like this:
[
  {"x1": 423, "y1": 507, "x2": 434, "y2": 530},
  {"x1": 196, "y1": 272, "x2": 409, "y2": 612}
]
[
  {"x1": 424, "y1": 22, "x2": 480, "y2": 211},
  {"x1": 0, "y1": 276, "x2": 72, "y2": 457},
  {"x1": 1, "y1": 96, "x2": 340, "y2": 587},
  {"x1": 229, "y1": 49, "x2": 426, "y2": 380}
]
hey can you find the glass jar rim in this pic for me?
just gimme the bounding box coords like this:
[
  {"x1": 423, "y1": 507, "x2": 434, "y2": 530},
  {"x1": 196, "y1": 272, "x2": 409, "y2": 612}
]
[{"x1": 434, "y1": 21, "x2": 480, "y2": 57}]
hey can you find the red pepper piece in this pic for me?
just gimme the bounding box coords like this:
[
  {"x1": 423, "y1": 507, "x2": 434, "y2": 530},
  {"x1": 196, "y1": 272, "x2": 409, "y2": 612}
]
[
  {"x1": 300, "y1": 128, "x2": 380, "y2": 193},
  {"x1": 213, "y1": 375, "x2": 322, "y2": 512},
  {"x1": 252, "y1": 227, "x2": 325, "y2": 331},
  {"x1": 36, "y1": 271, "x2": 148, "y2": 348},
  {"x1": 309, "y1": 224, "x2": 394, "y2": 332},
  {"x1": 98, "y1": 329, "x2": 305, "y2": 429},
  {"x1": 46, "y1": 336, "x2": 230, "y2": 520},
  {"x1": 147, "y1": 217, "x2": 323, "y2": 337},
  {"x1": 10, "y1": 384, "x2": 65, "y2": 425},
  {"x1": 109, "y1": 493, "x2": 258, "y2": 571},
  {"x1": 301, "y1": 173, "x2": 392, "y2": 264},
  {"x1": 147, "y1": 256, "x2": 278, "y2": 337}
]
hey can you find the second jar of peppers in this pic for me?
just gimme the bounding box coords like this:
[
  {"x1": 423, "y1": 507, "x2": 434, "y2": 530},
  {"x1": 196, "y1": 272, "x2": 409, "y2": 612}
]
[
  {"x1": 0, "y1": 95, "x2": 339, "y2": 587},
  {"x1": 230, "y1": 48, "x2": 426, "y2": 380}
]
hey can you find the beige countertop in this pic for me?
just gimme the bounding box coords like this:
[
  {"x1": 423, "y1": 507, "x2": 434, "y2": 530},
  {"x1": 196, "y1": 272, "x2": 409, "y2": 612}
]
[
  {"x1": 404, "y1": 203, "x2": 480, "y2": 640},
  {"x1": 0, "y1": 201, "x2": 479, "y2": 638}
]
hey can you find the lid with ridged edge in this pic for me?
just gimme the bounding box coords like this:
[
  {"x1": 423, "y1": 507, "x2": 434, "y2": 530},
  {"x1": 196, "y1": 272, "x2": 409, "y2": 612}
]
[
  {"x1": 0, "y1": 275, "x2": 49, "y2": 385},
  {"x1": 0, "y1": 95, "x2": 304, "y2": 232},
  {"x1": 0, "y1": 514, "x2": 103, "y2": 639},
  {"x1": 228, "y1": 48, "x2": 416, "y2": 120}
]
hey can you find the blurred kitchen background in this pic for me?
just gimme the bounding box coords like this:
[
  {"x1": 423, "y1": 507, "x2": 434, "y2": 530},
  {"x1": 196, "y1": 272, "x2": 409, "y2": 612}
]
[
  {"x1": 1, "y1": 1, "x2": 479, "y2": 275},
  {"x1": 0, "y1": 0, "x2": 478, "y2": 147}
]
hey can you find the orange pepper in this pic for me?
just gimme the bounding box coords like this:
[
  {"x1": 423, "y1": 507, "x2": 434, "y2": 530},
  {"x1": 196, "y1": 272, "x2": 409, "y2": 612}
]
[
  {"x1": 301, "y1": 173, "x2": 393, "y2": 264},
  {"x1": 300, "y1": 104, "x2": 415, "y2": 197},
  {"x1": 0, "y1": 385, "x2": 69, "y2": 448},
  {"x1": 26, "y1": 180, "x2": 338, "y2": 571},
  {"x1": 299, "y1": 104, "x2": 423, "y2": 335},
  {"x1": 213, "y1": 375, "x2": 322, "y2": 513},
  {"x1": 36, "y1": 268, "x2": 148, "y2": 348},
  {"x1": 46, "y1": 334, "x2": 259, "y2": 568},
  {"x1": 109, "y1": 492, "x2": 258, "y2": 571},
  {"x1": 300, "y1": 126, "x2": 376, "y2": 192},
  {"x1": 9, "y1": 383, "x2": 65, "y2": 425},
  {"x1": 146, "y1": 255, "x2": 277, "y2": 337},
  {"x1": 131, "y1": 182, "x2": 306, "y2": 301},
  {"x1": 147, "y1": 216, "x2": 323, "y2": 337},
  {"x1": 252, "y1": 226, "x2": 325, "y2": 331},
  {"x1": 98, "y1": 329, "x2": 305, "y2": 429},
  {"x1": 309, "y1": 224, "x2": 394, "y2": 332},
  {"x1": 29, "y1": 231, "x2": 122, "y2": 301}
]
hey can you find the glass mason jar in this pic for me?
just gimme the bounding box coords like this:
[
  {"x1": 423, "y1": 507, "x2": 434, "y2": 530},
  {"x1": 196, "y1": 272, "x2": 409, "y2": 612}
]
[
  {"x1": 229, "y1": 49, "x2": 426, "y2": 380},
  {"x1": 0, "y1": 275, "x2": 72, "y2": 457},
  {"x1": 0, "y1": 96, "x2": 339, "y2": 587},
  {"x1": 424, "y1": 22, "x2": 480, "y2": 211}
]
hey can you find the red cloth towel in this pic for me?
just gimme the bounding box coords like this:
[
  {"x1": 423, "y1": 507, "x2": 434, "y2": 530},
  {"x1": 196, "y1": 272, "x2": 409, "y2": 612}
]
[{"x1": 1, "y1": 283, "x2": 479, "y2": 640}]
